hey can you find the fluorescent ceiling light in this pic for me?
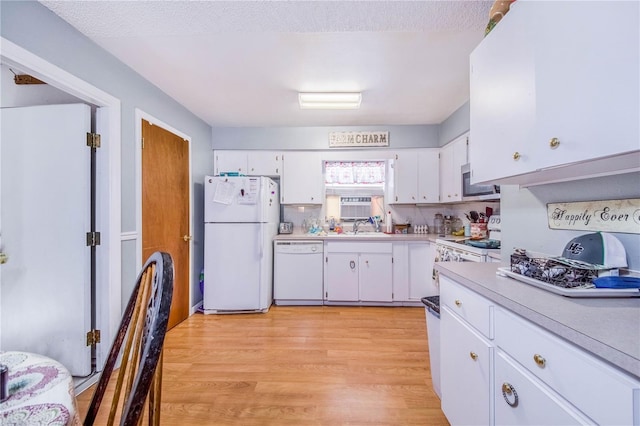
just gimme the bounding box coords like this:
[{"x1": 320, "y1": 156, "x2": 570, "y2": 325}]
[{"x1": 298, "y1": 92, "x2": 362, "y2": 109}]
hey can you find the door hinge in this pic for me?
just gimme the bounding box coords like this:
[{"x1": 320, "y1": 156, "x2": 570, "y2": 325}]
[
  {"x1": 141, "y1": 137, "x2": 144, "y2": 149},
  {"x1": 86, "y1": 133, "x2": 101, "y2": 148},
  {"x1": 86, "y1": 329, "x2": 101, "y2": 346},
  {"x1": 86, "y1": 231, "x2": 101, "y2": 247}
]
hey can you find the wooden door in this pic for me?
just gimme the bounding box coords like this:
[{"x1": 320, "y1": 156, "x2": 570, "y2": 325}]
[{"x1": 142, "y1": 119, "x2": 190, "y2": 329}]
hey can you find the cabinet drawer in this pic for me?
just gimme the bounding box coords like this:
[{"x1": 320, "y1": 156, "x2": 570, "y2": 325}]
[
  {"x1": 440, "y1": 275, "x2": 494, "y2": 338},
  {"x1": 494, "y1": 351, "x2": 592, "y2": 425},
  {"x1": 325, "y1": 241, "x2": 392, "y2": 253},
  {"x1": 495, "y1": 307, "x2": 640, "y2": 426}
]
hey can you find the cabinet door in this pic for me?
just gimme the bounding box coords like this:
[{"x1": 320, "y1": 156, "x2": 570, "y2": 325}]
[
  {"x1": 470, "y1": 1, "x2": 639, "y2": 184},
  {"x1": 417, "y1": 150, "x2": 439, "y2": 203},
  {"x1": 494, "y1": 351, "x2": 590, "y2": 426},
  {"x1": 247, "y1": 151, "x2": 282, "y2": 177},
  {"x1": 282, "y1": 151, "x2": 323, "y2": 204},
  {"x1": 533, "y1": 1, "x2": 639, "y2": 169},
  {"x1": 469, "y1": 2, "x2": 536, "y2": 183},
  {"x1": 325, "y1": 253, "x2": 359, "y2": 301},
  {"x1": 214, "y1": 150, "x2": 247, "y2": 175},
  {"x1": 408, "y1": 242, "x2": 436, "y2": 299},
  {"x1": 439, "y1": 136, "x2": 466, "y2": 202},
  {"x1": 441, "y1": 306, "x2": 493, "y2": 426},
  {"x1": 390, "y1": 150, "x2": 418, "y2": 203},
  {"x1": 359, "y1": 253, "x2": 392, "y2": 302}
]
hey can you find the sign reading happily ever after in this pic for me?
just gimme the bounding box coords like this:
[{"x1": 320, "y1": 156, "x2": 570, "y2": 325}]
[
  {"x1": 329, "y1": 131, "x2": 389, "y2": 148},
  {"x1": 547, "y1": 198, "x2": 640, "y2": 234}
]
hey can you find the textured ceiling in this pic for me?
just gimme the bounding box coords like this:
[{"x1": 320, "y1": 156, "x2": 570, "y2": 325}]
[{"x1": 40, "y1": 1, "x2": 492, "y2": 127}]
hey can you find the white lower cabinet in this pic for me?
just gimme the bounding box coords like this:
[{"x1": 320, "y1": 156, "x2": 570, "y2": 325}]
[
  {"x1": 324, "y1": 242, "x2": 392, "y2": 303},
  {"x1": 494, "y1": 350, "x2": 591, "y2": 425},
  {"x1": 441, "y1": 305, "x2": 493, "y2": 426},
  {"x1": 408, "y1": 242, "x2": 436, "y2": 300},
  {"x1": 440, "y1": 275, "x2": 494, "y2": 426},
  {"x1": 495, "y1": 307, "x2": 640, "y2": 426},
  {"x1": 324, "y1": 252, "x2": 359, "y2": 301},
  {"x1": 440, "y1": 275, "x2": 640, "y2": 426},
  {"x1": 391, "y1": 241, "x2": 437, "y2": 302}
]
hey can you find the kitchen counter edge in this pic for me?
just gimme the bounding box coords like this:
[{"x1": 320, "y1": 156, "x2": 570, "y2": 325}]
[
  {"x1": 435, "y1": 262, "x2": 640, "y2": 379},
  {"x1": 274, "y1": 233, "x2": 438, "y2": 242}
]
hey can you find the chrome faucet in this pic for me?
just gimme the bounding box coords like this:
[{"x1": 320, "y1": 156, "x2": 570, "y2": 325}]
[
  {"x1": 352, "y1": 219, "x2": 369, "y2": 234},
  {"x1": 372, "y1": 216, "x2": 381, "y2": 233}
]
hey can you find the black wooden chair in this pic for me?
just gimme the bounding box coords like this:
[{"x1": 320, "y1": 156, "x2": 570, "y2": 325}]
[{"x1": 83, "y1": 251, "x2": 174, "y2": 426}]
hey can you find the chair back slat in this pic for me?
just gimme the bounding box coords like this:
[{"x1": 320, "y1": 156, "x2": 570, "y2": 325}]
[{"x1": 83, "y1": 252, "x2": 173, "y2": 426}]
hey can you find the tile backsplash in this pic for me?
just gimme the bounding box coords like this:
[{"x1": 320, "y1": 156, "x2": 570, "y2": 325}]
[{"x1": 282, "y1": 201, "x2": 499, "y2": 234}]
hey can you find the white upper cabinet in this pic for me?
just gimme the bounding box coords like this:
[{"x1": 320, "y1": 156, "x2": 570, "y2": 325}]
[
  {"x1": 389, "y1": 150, "x2": 419, "y2": 203},
  {"x1": 281, "y1": 151, "x2": 323, "y2": 204},
  {"x1": 470, "y1": 1, "x2": 640, "y2": 185},
  {"x1": 214, "y1": 150, "x2": 282, "y2": 177},
  {"x1": 417, "y1": 150, "x2": 440, "y2": 203},
  {"x1": 214, "y1": 151, "x2": 247, "y2": 175},
  {"x1": 439, "y1": 134, "x2": 467, "y2": 202},
  {"x1": 247, "y1": 151, "x2": 282, "y2": 177},
  {"x1": 389, "y1": 149, "x2": 439, "y2": 204}
]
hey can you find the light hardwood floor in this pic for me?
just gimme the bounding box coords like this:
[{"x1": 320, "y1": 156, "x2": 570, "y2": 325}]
[{"x1": 76, "y1": 306, "x2": 448, "y2": 425}]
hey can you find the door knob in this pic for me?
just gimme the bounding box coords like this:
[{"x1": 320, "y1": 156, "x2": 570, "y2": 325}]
[
  {"x1": 183, "y1": 235, "x2": 192, "y2": 242},
  {"x1": 0, "y1": 253, "x2": 7, "y2": 264}
]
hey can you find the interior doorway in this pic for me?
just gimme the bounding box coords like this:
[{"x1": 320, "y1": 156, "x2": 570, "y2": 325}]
[
  {"x1": 0, "y1": 37, "x2": 122, "y2": 391},
  {"x1": 140, "y1": 116, "x2": 192, "y2": 329}
]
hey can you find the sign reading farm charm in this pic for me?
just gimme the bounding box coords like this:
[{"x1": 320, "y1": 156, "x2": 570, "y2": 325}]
[
  {"x1": 547, "y1": 198, "x2": 640, "y2": 234},
  {"x1": 329, "y1": 131, "x2": 389, "y2": 148}
]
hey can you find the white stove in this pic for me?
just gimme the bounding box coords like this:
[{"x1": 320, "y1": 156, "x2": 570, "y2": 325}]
[{"x1": 435, "y1": 238, "x2": 492, "y2": 262}]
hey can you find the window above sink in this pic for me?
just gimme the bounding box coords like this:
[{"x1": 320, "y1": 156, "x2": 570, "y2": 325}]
[{"x1": 324, "y1": 160, "x2": 386, "y2": 223}]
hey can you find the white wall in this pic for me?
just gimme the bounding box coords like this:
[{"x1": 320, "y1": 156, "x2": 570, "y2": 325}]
[
  {"x1": 501, "y1": 173, "x2": 640, "y2": 270},
  {"x1": 1, "y1": 1, "x2": 213, "y2": 310}
]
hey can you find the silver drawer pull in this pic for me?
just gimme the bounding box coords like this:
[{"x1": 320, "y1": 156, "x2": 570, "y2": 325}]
[
  {"x1": 502, "y1": 382, "x2": 519, "y2": 407},
  {"x1": 533, "y1": 354, "x2": 546, "y2": 368}
]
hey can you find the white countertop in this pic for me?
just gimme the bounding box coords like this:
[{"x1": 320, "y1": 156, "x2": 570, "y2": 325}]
[
  {"x1": 274, "y1": 232, "x2": 439, "y2": 242},
  {"x1": 435, "y1": 262, "x2": 640, "y2": 379}
]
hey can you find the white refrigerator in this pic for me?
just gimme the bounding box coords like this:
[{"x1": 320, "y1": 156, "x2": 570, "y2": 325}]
[{"x1": 203, "y1": 176, "x2": 280, "y2": 313}]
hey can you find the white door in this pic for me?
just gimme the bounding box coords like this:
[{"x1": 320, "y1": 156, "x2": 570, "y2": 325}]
[
  {"x1": 325, "y1": 253, "x2": 359, "y2": 301},
  {"x1": 359, "y1": 253, "x2": 393, "y2": 302},
  {"x1": 0, "y1": 104, "x2": 92, "y2": 376}
]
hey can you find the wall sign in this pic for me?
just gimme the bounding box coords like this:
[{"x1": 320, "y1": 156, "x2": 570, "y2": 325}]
[
  {"x1": 547, "y1": 198, "x2": 640, "y2": 234},
  {"x1": 329, "y1": 131, "x2": 389, "y2": 148}
]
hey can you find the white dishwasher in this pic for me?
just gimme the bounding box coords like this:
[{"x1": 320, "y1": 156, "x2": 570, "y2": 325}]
[{"x1": 274, "y1": 240, "x2": 324, "y2": 305}]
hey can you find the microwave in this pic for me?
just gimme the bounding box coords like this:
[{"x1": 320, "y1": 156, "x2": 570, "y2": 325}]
[{"x1": 461, "y1": 164, "x2": 500, "y2": 201}]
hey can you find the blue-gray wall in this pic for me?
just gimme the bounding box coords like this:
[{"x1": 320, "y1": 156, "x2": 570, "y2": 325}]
[
  {"x1": 212, "y1": 124, "x2": 441, "y2": 150},
  {"x1": 439, "y1": 101, "x2": 470, "y2": 146},
  {"x1": 1, "y1": 1, "x2": 213, "y2": 309}
]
